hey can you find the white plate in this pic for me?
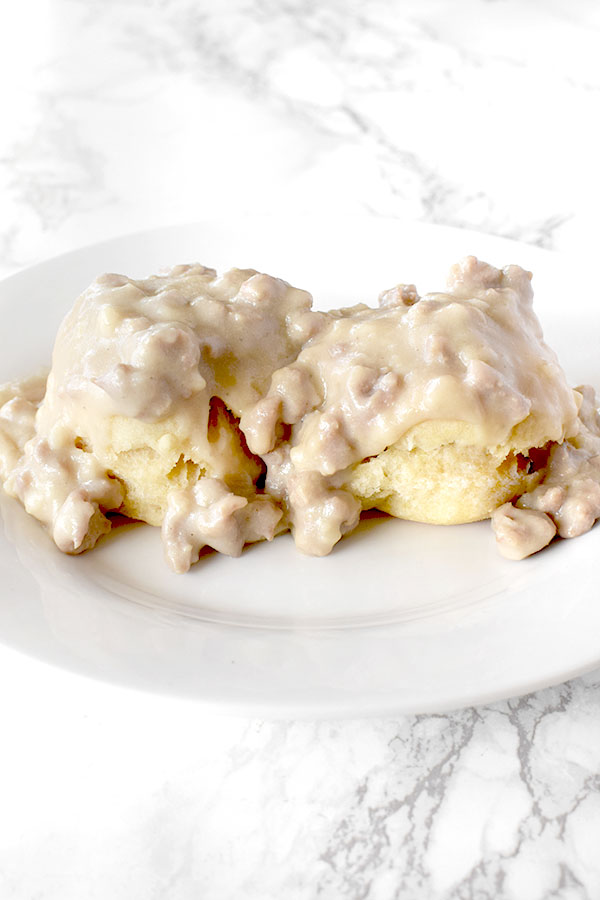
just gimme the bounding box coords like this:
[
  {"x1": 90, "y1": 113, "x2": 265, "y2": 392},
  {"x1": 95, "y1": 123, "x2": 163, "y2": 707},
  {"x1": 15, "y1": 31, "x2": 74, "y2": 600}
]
[{"x1": 1, "y1": 217, "x2": 599, "y2": 717}]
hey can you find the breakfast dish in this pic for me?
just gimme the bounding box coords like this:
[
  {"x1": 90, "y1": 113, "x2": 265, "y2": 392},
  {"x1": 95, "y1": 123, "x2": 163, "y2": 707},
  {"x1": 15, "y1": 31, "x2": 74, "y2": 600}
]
[
  {"x1": 1, "y1": 220, "x2": 600, "y2": 716},
  {"x1": 243, "y1": 256, "x2": 583, "y2": 557},
  {"x1": 0, "y1": 255, "x2": 598, "y2": 572},
  {"x1": 0, "y1": 265, "x2": 323, "y2": 571}
]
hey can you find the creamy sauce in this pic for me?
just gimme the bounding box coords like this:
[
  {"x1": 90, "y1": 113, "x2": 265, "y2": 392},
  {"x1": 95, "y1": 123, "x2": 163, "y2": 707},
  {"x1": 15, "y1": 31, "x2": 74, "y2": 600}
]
[
  {"x1": 242, "y1": 257, "x2": 580, "y2": 555},
  {"x1": 491, "y1": 504, "x2": 557, "y2": 560},
  {"x1": 0, "y1": 374, "x2": 47, "y2": 481},
  {"x1": 162, "y1": 478, "x2": 283, "y2": 573},
  {"x1": 0, "y1": 256, "x2": 598, "y2": 570},
  {"x1": 0, "y1": 265, "x2": 323, "y2": 568},
  {"x1": 494, "y1": 383, "x2": 600, "y2": 558}
]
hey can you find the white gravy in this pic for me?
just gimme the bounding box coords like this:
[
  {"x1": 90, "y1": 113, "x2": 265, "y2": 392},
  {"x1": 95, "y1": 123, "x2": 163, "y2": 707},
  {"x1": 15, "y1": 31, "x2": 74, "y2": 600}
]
[{"x1": 0, "y1": 257, "x2": 597, "y2": 569}]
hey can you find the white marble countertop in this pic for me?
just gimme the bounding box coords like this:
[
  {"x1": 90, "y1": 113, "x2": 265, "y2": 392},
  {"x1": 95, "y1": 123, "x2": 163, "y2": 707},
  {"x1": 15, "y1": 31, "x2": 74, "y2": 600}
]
[{"x1": 1, "y1": 1, "x2": 600, "y2": 897}]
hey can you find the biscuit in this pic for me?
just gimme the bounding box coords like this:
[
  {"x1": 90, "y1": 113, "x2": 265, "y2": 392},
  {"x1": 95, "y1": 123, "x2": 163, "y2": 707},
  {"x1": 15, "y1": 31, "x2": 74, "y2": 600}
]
[
  {"x1": 243, "y1": 258, "x2": 580, "y2": 554},
  {"x1": 1, "y1": 264, "x2": 323, "y2": 568}
]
